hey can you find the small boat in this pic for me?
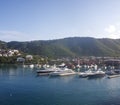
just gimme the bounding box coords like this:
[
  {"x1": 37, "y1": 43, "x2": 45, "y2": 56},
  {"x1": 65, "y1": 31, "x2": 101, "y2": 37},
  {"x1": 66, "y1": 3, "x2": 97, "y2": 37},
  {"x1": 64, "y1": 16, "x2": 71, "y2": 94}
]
[
  {"x1": 106, "y1": 69, "x2": 120, "y2": 78},
  {"x1": 37, "y1": 69, "x2": 55, "y2": 73},
  {"x1": 114, "y1": 69, "x2": 120, "y2": 74},
  {"x1": 106, "y1": 70, "x2": 117, "y2": 75},
  {"x1": 50, "y1": 68, "x2": 76, "y2": 76}
]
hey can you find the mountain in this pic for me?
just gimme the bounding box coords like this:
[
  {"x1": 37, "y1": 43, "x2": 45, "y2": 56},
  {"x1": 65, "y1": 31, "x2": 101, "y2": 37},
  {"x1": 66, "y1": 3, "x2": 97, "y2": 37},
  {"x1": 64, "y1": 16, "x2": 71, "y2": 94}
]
[
  {"x1": 2, "y1": 37, "x2": 120, "y2": 58},
  {"x1": 0, "y1": 41, "x2": 7, "y2": 49}
]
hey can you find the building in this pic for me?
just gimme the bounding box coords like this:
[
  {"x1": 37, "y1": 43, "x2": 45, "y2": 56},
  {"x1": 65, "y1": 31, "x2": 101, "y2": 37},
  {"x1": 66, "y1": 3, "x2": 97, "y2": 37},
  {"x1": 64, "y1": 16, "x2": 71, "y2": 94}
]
[
  {"x1": 26, "y1": 55, "x2": 33, "y2": 60},
  {"x1": 17, "y1": 57, "x2": 25, "y2": 62}
]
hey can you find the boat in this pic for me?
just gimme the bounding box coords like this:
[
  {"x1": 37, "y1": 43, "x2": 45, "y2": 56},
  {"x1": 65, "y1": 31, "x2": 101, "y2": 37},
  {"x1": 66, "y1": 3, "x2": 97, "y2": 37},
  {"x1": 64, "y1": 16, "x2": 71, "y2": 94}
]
[
  {"x1": 106, "y1": 69, "x2": 120, "y2": 78},
  {"x1": 79, "y1": 69, "x2": 105, "y2": 78},
  {"x1": 79, "y1": 70, "x2": 93, "y2": 78},
  {"x1": 105, "y1": 70, "x2": 117, "y2": 75},
  {"x1": 87, "y1": 70, "x2": 105, "y2": 78},
  {"x1": 36, "y1": 66, "x2": 60, "y2": 75},
  {"x1": 49, "y1": 68, "x2": 76, "y2": 76},
  {"x1": 37, "y1": 69, "x2": 55, "y2": 73}
]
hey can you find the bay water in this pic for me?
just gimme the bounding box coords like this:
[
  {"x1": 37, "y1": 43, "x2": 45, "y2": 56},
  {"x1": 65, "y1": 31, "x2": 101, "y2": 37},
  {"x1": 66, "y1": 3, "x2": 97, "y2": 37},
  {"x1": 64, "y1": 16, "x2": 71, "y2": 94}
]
[{"x1": 0, "y1": 65, "x2": 120, "y2": 105}]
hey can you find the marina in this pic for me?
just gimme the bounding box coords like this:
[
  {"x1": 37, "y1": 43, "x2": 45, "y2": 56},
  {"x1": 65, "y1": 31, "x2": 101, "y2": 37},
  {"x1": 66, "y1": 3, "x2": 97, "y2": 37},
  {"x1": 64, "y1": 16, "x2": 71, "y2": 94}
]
[
  {"x1": 35, "y1": 62, "x2": 120, "y2": 79},
  {"x1": 1, "y1": 65, "x2": 120, "y2": 105},
  {"x1": 1, "y1": 0, "x2": 120, "y2": 105}
]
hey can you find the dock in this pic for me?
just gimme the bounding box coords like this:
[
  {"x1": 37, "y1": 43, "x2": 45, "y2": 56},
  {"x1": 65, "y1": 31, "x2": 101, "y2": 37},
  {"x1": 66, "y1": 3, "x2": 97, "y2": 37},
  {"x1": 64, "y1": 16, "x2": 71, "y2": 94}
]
[{"x1": 108, "y1": 74, "x2": 120, "y2": 79}]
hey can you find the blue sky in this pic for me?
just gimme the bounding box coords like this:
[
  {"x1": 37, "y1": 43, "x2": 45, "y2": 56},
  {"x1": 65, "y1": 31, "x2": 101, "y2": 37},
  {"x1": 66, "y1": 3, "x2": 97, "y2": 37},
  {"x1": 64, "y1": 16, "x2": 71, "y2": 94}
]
[{"x1": 0, "y1": 0, "x2": 120, "y2": 41}]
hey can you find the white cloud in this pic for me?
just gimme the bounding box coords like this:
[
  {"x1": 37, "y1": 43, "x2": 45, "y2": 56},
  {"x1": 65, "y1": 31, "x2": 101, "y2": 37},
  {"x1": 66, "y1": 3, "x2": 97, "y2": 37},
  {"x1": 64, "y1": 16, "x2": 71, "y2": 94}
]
[
  {"x1": 108, "y1": 34, "x2": 118, "y2": 39},
  {"x1": 105, "y1": 25, "x2": 116, "y2": 33},
  {"x1": 0, "y1": 30, "x2": 31, "y2": 42},
  {"x1": 104, "y1": 24, "x2": 120, "y2": 39}
]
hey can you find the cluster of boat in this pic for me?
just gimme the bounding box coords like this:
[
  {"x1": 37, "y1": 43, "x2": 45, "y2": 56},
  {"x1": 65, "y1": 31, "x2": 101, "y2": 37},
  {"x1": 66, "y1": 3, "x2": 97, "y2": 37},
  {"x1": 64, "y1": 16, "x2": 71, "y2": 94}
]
[
  {"x1": 36, "y1": 66, "x2": 76, "y2": 76},
  {"x1": 106, "y1": 69, "x2": 120, "y2": 78},
  {"x1": 36, "y1": 65, "x2": 106, "y2": 78},
  {"x1": 36, "y1": 64, "x2": 120, "y2": 79},
  {"x1": 79, "y1": 69, "x2": 105, "y2": 78}
]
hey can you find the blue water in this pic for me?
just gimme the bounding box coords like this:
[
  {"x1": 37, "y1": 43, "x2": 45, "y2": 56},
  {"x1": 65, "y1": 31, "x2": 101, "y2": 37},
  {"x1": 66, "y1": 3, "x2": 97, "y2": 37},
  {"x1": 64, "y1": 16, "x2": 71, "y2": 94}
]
[{"x1": 0, "y1": 65, "x2": 120, "y2": 105}]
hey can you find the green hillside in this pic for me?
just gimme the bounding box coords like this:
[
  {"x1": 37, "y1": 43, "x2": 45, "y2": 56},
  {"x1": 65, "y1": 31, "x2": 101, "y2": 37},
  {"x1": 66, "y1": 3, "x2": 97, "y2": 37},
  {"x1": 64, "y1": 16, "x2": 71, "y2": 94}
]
[
  {"x1": 0, "y1": 41, "x2": 7, "y2": 49},
  {"x1": 4, "y1": 37, "x2": 120, "y2": 58}
]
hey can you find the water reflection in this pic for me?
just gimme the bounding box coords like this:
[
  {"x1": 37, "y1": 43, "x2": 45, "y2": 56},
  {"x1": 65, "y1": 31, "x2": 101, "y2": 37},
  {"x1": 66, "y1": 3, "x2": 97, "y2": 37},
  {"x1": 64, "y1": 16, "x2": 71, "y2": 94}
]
[
  {"x1": 49, "y1": 75, "x2": 76, "y2": 83},
  {"x1": 1, "y1": 65, "x2": 120, "y2": 105},
  {"x1": 0, "y1": 65, "x2": 34, "y2": 78}
]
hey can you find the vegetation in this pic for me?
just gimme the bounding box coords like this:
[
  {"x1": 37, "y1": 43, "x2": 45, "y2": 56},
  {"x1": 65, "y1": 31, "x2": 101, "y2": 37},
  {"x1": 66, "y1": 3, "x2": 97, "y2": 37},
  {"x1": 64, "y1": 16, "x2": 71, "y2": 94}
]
[
  {"x1": 0, "y1": 56, "x2": 17, "y2": 64},
  {"x1": 0, "y1": 40, "x2": 7, "y2": 49},
  {"x1": 0, "y1": 37, "x2": 120, "y2": 58}
]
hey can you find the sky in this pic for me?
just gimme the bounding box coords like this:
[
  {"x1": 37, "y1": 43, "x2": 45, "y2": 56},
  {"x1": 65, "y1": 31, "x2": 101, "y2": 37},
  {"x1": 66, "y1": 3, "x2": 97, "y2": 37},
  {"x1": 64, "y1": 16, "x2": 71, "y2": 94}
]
[{"x1": 0, "y1": 0, "x2": 120, "y2": 42}]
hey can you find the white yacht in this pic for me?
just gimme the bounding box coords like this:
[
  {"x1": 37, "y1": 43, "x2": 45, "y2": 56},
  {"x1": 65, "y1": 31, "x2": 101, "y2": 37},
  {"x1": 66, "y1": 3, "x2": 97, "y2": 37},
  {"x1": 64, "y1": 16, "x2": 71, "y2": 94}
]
[
  {"x1": 50, "y1": 68, "x2": 76, "y2": 76},
  {"x1": 79, "y1": 69, "x2": 94, "y2": 78},
  {"x1": 79, "y1": 69, "x2": 105, "y2": 78},
  {"x1": 36, "y1": 65, "x2": 60, "y2": 75},
  {"x1": 87, "y1": 70, "x2": 105, "y2": 78}
]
